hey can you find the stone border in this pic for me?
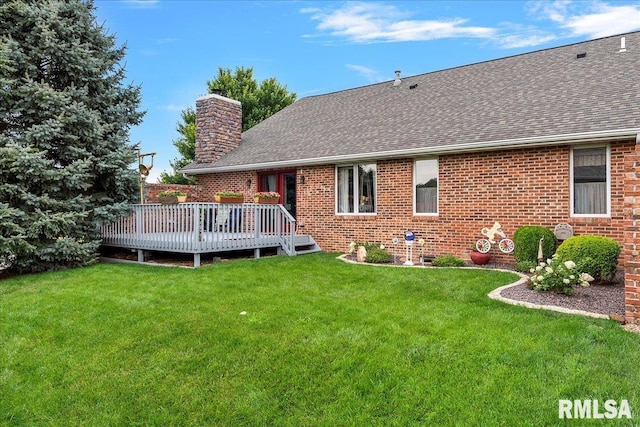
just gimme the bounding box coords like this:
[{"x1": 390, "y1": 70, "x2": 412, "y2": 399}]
[
  {"x1": 487, "y1": 279, "x2": 609, "y2": 320},
  {"x1": 337, "y1": 254, "x2": 610, "y2": 320}
]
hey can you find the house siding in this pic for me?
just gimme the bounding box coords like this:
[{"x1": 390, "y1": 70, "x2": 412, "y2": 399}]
[
  {"x1": 623, "y1": 141, "x2": 640, "y2": 323},
  {"x1": 295, "y1": 142, "x2": 630, "y2": 261},
  {"x1": 197, "y1": 140, "x2": 631, "y2": 260},
  {"x1": 195, "y1": 170, "x2": 257, "y2": 203}
]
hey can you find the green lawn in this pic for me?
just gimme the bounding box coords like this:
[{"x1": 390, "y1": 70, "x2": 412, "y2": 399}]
[{"x1": 1, "y1": 253, "x2": 639, "y2": 426}]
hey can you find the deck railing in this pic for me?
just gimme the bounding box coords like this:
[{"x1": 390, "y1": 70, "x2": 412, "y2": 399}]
[{"x1": 100, "y1": 202, "x2": 297, "y2": 258}]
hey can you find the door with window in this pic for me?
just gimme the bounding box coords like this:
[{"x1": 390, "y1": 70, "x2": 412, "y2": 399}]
[{"x1": 258, "y1": 170, "x2": 297, "y2": 217}]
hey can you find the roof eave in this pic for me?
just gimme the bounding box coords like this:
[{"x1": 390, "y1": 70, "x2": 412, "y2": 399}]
[{"x1": 181, "y1": 128, "x2": 640, "y2": 175}]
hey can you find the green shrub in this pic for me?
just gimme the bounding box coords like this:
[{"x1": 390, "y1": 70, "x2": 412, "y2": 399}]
[
  {"x1": 432, "y1": 254, "x2": 465, "y2": 267},
  {"x1": 512, "y1": 226, "x2": 557, "y2": 264},
  {"x1": 555, "y1": 235, "x2": 620, "y2": 282},
  {"x1": 528, "y1": 256, "x2": 594, "y2": 295},
  {"x1": 365, "y1": 247, "x2": 392, "y2": 264}
]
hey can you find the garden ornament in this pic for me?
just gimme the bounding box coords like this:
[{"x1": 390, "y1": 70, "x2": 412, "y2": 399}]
[{"x1": 481, "y1": 222, "x2": 506, "y2": 244}]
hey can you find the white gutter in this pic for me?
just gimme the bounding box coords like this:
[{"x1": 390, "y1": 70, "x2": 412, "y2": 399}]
[{"x1": 181, "y1": 128, "x2": 640, "y2": 175}]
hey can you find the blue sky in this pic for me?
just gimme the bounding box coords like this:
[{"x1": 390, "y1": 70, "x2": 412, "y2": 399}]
[{"x1": 93, "y1": 0, "x2": 640, "y2": 182}]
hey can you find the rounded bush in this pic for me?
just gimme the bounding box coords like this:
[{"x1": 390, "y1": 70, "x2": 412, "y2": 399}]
[
  {"x1": 365, "y1": 247, "x2": 392, "y2": 264},
  {"x1": 555, "y1": 235, "x2": 620, "y2": 282},
  {"x1": 512, "y1": 226, "x2": 557, "y2": 264},
  {"x1": 432, "y1": 254, "x2": 465, "y2": 267}
]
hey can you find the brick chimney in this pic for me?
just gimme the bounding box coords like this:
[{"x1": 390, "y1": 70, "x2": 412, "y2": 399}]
[{"x1": 194, "y1": 94, "x2": 242, "y2": 164}]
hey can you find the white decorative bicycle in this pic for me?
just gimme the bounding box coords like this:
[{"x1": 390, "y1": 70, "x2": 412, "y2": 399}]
[{"x1": 475, "y1": 221, "x2": 515, "y2": 254}]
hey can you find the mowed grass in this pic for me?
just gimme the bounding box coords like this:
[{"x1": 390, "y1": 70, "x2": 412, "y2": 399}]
[{"x1": 1, "y1": 253, "x2": 639, "y2": 426}]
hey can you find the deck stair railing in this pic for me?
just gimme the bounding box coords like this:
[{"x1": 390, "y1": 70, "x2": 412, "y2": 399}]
[{"x1": 100, "y1": 202, "x2": 297, "y2": 265}]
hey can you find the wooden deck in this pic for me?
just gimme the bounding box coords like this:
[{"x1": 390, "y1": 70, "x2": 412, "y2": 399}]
[{"x1": 99, "y1": 202, "x2": 316, "y2": 267}]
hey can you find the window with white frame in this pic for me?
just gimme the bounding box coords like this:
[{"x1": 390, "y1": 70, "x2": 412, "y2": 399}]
[
  {"x1": 571, "y1": 146, "x2": 609, "y2": 216},
  {"x1": 414, "y1": 159, "x2": 438, "y2": 214},
  {"x1": 336, "y1": 164, "x2": 376, "y2": 214}
]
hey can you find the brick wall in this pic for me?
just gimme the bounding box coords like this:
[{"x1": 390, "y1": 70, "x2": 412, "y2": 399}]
[
  {"x1": 623, "y1": 140, "x2": 640, "y2": 323},
  {"x1": 143, "y1": 183, "x2": 200, "y2": 204},
  {"x1": 195, "y1": 171, "x2": 257, "y2": 202},
  {"x1": 194, "y1": 94, "x2": 242, "y2": 164},
  {"x1": 297, "y1": 142, "x2": 631, "y2": 261}
]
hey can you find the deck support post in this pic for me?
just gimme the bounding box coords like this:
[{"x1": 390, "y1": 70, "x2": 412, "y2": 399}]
[
  {"x1": 137, "y1": 249, "x2": 144, "y2": 263},
  {"x1": 254, "y1": 248, "x2": 260, "y2": 259},
  {"x1": 194, "y1": 253, "x2": 201, "y2": 268}
]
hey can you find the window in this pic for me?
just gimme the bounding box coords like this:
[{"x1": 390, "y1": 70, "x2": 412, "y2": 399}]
[
  {"x1": 414, "y1": 159, "x2": 438, "y2": 214},
  {"x1": 336, "y1": 164, "x2": 376, "y2": 214},
  {"x1": 571, "y1": 146, "x2": 609, "y2": 216}
]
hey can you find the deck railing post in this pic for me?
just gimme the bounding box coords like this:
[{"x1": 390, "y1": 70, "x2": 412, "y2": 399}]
[
  {"x1": 135, "y1": 205, "x2": 142, "y2": 242},
  {"x1": 193, "y1": 203, "x2": 200, "y2": 247}
]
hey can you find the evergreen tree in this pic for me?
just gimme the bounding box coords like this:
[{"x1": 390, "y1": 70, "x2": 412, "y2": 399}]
[
  {"x1": 159, "y1": 67, "x2": 295, "y2": 183},
  {"x1": 0, "y1": 0, "x2": 143, "y2": 272}
]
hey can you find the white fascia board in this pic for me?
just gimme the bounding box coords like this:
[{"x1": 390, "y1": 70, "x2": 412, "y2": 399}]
[{"x1": 181, "y1": 128, "x2": 640, "y2": 175}]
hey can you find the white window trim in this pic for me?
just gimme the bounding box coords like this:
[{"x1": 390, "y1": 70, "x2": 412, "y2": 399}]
[
  {"x1": 335, "y1": 164, "x2": 377, "y2": 215},
  {"x1": 570, "y1": 144, "x2": 611, "y2": 218},
  {"x1": 413, "y1": 158, "x2": 439, "y2": 216}
]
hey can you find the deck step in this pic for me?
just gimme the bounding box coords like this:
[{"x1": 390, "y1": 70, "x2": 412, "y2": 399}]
[{"x1": 294, "y1": 235, "x2": 321, "y2": 255}]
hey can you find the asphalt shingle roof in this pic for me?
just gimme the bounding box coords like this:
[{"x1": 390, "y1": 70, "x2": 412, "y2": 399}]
[{"x1": 183, "y1": 31, "x2": 640, "y2": 172}]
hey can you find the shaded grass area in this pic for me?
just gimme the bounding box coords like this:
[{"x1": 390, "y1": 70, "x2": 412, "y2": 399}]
[{"x1": 1, "y1": 253, "x2": 639, "y2": 426}]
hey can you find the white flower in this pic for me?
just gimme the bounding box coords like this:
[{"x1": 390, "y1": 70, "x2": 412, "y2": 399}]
[
  {"x1": 563, "y1": 278, "x2": 570, "y2": 284},
  {"x1": 540, "y1": 262, "x2": 546, "y2": 267},
  {"x1": 564, "y1": 260, "x2": 576, "y2": 269},
  {"x1": 537, "y1": 275, "x2": 545, "y2": 282},
  {"x1": 545, "y1": 266, "x2": 554, "y2": 274},
  {"x1": 379, "y1": 244, "x2": 385, "y2": 249},
  {"x1": 580, "y1": 272, "x2": 595, "y2": 282},
  {"x1": 529, "y1": 268, "x2": 535, "y2": 274},
  {"x1": 240, "y1": 311, "x2": 247, "y2": 315},
  {"x1": 580, "y1": 281, "x2": 590, "y2": 287},
  {"x1": 535, "y1": 266, "x2": 543, "y2": 271},
  {"x1": 547, "y1": 258, "x2": 553, "y2": 265},
  {"x1": 569, "y1": 275, "x2": 575, "y2": 280},
  {"x1": 348, "y1": 241, "x2": 356, "y2": 253}
]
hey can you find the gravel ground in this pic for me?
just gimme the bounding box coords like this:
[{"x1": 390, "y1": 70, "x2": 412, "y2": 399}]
[{"x1": 498, "y1": 278, "x2": 625, "y2": 317}]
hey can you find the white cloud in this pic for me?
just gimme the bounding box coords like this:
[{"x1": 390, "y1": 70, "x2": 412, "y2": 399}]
[
  {"x1": 302, "y1": 2, "x2": 495, "y2": 44},
  {"x1": 346, "y1": 64, "x2": 385, "y2": 83},
  {"x1": 302, "y1": 1, "x2": 640, "y2": 51},
  {"x1": 122, "y1": 0, "x2": 160, "y2": 9},
  {"x1": 494, "y1": 23, "x2": 558, "y2": 49},
  {"x1": 159, "y1": 104, "x2": 188, "y2": 112},
  {"x1": 533, "y1": 1, "x2": 640, "y2": 38},
  {"x1": 497, "y1": 33, "x2": 558, "y2": 49}
]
